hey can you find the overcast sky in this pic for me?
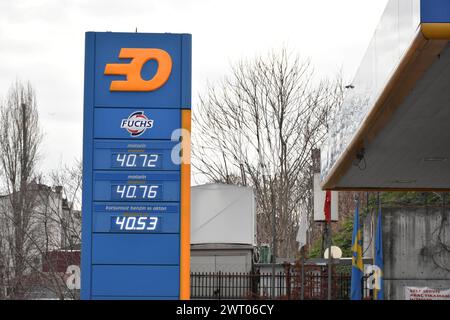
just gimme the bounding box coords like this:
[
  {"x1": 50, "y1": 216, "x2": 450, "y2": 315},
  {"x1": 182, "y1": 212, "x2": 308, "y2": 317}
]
[{"x1": 0, "y1": 0, "x2": 389, "y2": 180}]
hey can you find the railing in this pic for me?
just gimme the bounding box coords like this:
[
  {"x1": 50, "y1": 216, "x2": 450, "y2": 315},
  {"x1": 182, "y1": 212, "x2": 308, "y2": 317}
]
[{"x1": 191, "y1": 271, "x2": 370, "y2": 300}]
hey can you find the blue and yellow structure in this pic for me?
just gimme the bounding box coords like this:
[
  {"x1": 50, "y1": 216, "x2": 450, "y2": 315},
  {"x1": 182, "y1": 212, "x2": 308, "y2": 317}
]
[
  {"x1": 81, "y1": 32, "x2": 191, "y2": 300},
  {"x1": 321, "y1": 0, "x2": 450, "y2": 191}
]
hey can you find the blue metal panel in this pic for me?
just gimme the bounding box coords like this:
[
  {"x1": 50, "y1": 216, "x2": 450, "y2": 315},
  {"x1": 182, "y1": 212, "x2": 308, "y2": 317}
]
[
  {"x1": 92, "y1": 234, "x2": 179, "y2": 264},
  {"x1": 421, "y1": 0, "x2": 450, "y2": 23},
  {"x1": 93, "y1": 140, "x2": 179, "y2": 171},
  {"x1": 93, "y1": 171, "x2": 180, "y2": 181},
  {"x1": 94, "y1": 32, "x2": 183, "y2": 108},
  {"x1": 81, "y1": 32, "x2": 95, "y2": 300},
  {"x1": 94, "y1": 108, "x2": 180, "y2": 139},
  {"x1": 91, "y1": 265, "x2": 180, "y2": 296},
  {"x1": 181, "y1": 35, "x2": 192, "y2": 110},
  {"x1": 92, "y1": 202, "x2": 180, "y2": 233}
]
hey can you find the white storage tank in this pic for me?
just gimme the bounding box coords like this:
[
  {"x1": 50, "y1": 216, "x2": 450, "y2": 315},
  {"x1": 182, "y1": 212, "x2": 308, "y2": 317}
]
[
  {"x1": 191, "y1": 183, "x2": 256, "y2": 246},
  {"x1": 190, "y1": 183, "x2": 257, "y2": 274}
]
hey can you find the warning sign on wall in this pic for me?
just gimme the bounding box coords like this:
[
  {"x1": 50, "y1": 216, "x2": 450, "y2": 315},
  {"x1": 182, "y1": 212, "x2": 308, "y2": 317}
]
[{"x1": 405, "y1": 287, "x2": 450, "y2": 300}]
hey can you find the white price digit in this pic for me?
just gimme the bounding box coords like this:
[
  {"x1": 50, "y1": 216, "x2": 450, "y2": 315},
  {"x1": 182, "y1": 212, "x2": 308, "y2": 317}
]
[
  {"x1": 126, "y1": 185, "x2": 137, "y2": 198},
  {"x1": 147, "y1": 217, "x2": 158, "y2": 231},
  {"x1": 148, "y1": 185, "x2": 159, "y2": 199},
  {"x1": 126, "y1": 154, "x2": 137, "y2": 167},
  {"x1": 116, "y1": 154, "x2": 126, "y2": 167},
  {"x1": 139, "y1": 154, "x2": 147, "y2": 167},
  {"x1": 125, "y1": 216, "x2": 136, "y2": 230},
  {"x1": 115, "y1": 216, "x2": 126, "y2": 230},
  {"x1": 139, "y1": 185, "x2": 148, "y2": 198},
  {"x1": 147, "y1": 154, "x2": 159, "y2": 167},
  {"x1": 136, "y1": 216, "x2": 147, "y2": 230},
  {"x1": 116, "y1": 185, "x2": 126, "y2": 198}
]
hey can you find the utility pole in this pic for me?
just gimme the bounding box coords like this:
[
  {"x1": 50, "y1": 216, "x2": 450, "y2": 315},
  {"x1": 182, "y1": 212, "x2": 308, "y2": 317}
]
[
  {"x1": 327, "y1": 221, "x2": 332, "y2": 300},
  {"x1": 300, "y1": 246, "x2": 305, "y2": 300},
  {"x1": 373, "y1": 193, "x2": 379, "y2": 275},
  {"x1": 271, "y1": 189, "x2": 276, "y2": 299}
]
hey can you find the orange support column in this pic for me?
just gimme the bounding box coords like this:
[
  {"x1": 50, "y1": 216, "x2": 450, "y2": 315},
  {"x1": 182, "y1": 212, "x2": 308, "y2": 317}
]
[{"x1": 179, "y1": 109, "x2": 191, "y2": 300}]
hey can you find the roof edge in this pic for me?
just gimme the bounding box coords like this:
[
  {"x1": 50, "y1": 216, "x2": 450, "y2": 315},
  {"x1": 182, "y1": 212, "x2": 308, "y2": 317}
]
[{"x1": 321, "y1": 30, "x2": 448, "y2": 190}]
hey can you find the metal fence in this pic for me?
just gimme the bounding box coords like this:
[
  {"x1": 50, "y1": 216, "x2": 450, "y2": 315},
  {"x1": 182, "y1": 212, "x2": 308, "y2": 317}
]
[{"x1": 191, "y1": 271, "x2": 370, "y2": 300}]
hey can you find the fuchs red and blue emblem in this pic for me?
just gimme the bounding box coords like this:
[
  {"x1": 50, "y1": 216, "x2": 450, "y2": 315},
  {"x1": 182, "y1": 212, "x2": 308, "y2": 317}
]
[{"x1": 120, "y1": 111, "x2": 154, "y2": 137}]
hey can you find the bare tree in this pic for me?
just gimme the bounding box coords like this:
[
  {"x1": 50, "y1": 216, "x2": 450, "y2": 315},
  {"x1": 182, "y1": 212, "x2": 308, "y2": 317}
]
[
  {"x1": 193, "y1": 49, "x2": 343, "y2": 258},
  {"x1": 0, "y1": 82, "x2": 82, "y2": 300},
  {"x1": 26, "y1": 163, "x2": 82, "y2": 300},
  {"x1": 47, "y1": 161, "x2": 82, "y2": 249},
  {"x1": 0, "y1": 81, "x2": 43, "y2": 298}
]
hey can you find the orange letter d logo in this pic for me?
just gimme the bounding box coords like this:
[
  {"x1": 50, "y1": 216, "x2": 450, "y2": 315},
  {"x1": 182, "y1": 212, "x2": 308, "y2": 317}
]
[{"x1": 104, "y1": 48, "x2": 172, "y2": 92}]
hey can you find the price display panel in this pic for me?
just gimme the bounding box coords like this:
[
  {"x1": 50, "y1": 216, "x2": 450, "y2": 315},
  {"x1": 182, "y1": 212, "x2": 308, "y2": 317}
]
[
  {"x1": 93, "y1": 172, "x2": 180, "y2": 202},
  {"x1": 92, "y1": 203, "x2": 179, "y2": 233},
  {"x1": 94, "y1": 140, "x2": 179, "y2": 171},
  {"x1": 110, "y1": 215, "x2": 160, "y2": 232},
  {"x1": 91, "y1": 202, "x2": 181, "y2": 276}
]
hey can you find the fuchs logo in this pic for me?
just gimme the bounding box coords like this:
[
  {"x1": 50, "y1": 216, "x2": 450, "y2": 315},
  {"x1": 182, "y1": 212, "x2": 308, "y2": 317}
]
[{"x1": 120, "y1": 111, "x2": 154, "y2": 137}]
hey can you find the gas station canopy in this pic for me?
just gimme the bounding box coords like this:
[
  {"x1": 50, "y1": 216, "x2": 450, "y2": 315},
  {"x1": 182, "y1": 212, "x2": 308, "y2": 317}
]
[{"x1": 321, "y1": 0, "x2": 450, "y2": 191}]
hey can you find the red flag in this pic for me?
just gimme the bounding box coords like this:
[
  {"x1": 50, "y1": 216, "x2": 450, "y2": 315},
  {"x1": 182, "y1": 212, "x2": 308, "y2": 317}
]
[{"x1": 324, "y1": 190, "x2": 331, "y2": 222}]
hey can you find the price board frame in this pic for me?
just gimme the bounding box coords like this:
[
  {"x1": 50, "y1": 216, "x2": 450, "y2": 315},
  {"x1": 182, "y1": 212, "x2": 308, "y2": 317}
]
[{"x1": 81, "y1": 32, "x2": 191, "y2": 300}]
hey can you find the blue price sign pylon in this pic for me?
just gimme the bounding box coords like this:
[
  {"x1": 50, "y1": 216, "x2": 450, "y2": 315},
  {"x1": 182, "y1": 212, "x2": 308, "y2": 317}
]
[{"x1": 82, "y1": 32, "x2": 191, "y2": 300}]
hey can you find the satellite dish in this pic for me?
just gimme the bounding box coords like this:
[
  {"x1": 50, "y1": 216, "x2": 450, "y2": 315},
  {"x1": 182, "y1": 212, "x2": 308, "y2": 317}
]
[{"x1": 324, "y1": 246, "x2": 343, "y2": 259}]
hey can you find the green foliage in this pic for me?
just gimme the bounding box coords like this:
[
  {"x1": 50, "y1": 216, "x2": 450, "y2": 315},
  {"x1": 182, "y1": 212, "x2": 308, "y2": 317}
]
[
  {"x1": 308, "y1": 238, "x2": 323, "y2": 258},
  {"x1": 362, "y1": 192, "x2": 444, "y2": 211},
  {"x1": 335, "y1": 264, "x2": 352, "y2": 274},
  {"x1": 380, "y1": 192, "x2": 442, "y2": 206},
  {"x1": 308, "y1": 216, "x2": 354, "y2": 259},
  {"x1": 331, "y1": 216, "x2": 354, "y2": 257}
]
